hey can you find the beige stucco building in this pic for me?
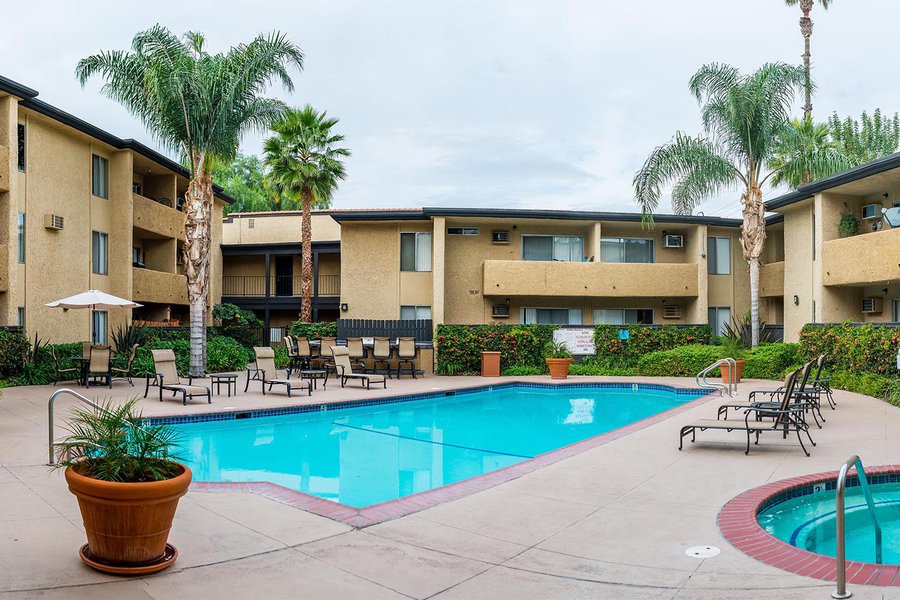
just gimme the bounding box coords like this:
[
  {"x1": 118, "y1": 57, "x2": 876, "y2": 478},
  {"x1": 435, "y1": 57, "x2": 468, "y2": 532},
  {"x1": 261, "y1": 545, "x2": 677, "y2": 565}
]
[{"x1": 0, "y1": 75, "x2": 229, "y2": 344}]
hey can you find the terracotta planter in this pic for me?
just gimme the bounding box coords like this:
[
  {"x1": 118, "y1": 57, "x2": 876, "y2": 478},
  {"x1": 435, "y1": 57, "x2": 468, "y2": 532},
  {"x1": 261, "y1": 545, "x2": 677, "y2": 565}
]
[
  {"x1": 65, "y1": 462, "x2": 191, "y2": 572},
  {"x1": 721, "y1": 359, "x2": 745, "y2": 384},
  {"x1": 545, "y1": 358, "x2": 573, "y2": 379}
]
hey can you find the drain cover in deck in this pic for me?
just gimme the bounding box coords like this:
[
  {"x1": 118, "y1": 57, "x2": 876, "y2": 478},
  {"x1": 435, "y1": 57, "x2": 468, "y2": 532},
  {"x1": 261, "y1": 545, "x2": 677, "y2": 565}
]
[{"x1": 685, "y1": 545, "x2": 720, "y2": 558}]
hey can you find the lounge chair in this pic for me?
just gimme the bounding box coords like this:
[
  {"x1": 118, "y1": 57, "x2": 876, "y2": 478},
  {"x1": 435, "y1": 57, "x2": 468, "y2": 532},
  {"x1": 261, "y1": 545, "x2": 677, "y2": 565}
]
[
  {"x1": 111, "y1": 343, "x2": 139, "y2": 386},
  {"x1": 807, "y1": 354, "x2": 835, "y2": 409},
  {"x1": 721, "y1": 360, "x2": 823, "y2": 428},
  {"x1": 332, "y1": 346, "x2": 386, "y2": 389},
  {"x1": 678, "y1": 369, "x2": 815, "y2": 456},
  {"x1": 395, "y1": 337, "x2": 418, "y2": 379},
  {"x1": 372, "y1": 336, "x2": 393, "y2": 378},
  {"x1": 144, "y1": 349, "x2": 211, "y2": 405},
  {"x1": 50, "y1": 346, "x2": 80, "y2": 385},
  {"x1": 252, "y1": 346, "x2": 311, "y2": 397},
  {"x1": 86, "y1": 345, "x2": 112, "y2": 388}
]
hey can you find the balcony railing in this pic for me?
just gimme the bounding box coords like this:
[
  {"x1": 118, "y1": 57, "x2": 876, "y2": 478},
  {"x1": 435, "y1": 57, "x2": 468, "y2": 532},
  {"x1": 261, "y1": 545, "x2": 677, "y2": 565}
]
[
  {"x1": 222, "y1": 274, "x2": 341, "y2": 298},
  {"x1": 759, "y1": 261, "x2": 784, "y2": 297},
  {"x1": 823, "y1": 226, "x2": 900, "y2": 286}
]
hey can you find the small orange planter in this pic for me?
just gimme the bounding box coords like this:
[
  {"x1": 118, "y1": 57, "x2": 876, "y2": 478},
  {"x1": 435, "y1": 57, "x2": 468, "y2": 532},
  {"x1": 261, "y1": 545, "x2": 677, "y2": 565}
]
[
  {"x1": 721, "y1": 359, "x2": 746, "y2": 384},
  {"x1": 545, "y1": 358, "x2": 573, "y2": 379},
  {"x1": 65, "y1": 462, "x2": 192, "y2": 574}
]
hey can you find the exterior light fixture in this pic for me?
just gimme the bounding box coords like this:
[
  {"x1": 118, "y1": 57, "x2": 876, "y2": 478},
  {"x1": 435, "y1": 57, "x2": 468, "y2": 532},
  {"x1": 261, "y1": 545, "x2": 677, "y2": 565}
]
[
  {"x1": 793, "y1": 295, "x2": 800, "y2": 306},
  {"x1": 340, "y1": 303, "x2": 348, "y2": 312}
]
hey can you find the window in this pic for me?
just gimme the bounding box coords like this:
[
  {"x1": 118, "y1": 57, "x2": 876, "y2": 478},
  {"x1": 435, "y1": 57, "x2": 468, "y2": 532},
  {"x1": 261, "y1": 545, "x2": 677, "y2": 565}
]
[
  {"x1": 17, "y1": 307, "x2": 24, "y2": 328},
  {"x1": 522, "y1": 235, "x2": 584, "y2": 262},
  {"x1": 593, "y1": 308, "x2": 653, "y2": 325},
  {"x1": 400, "y1": 305, "x2": 432, "y2": 320},
  {"x1": 600, "y1": 238, "x2": 654, "y2": 263},
  {"x1": 522, "y1": 307, "x2": 583, "y2": 325},
  {"x1": 92, "y1": 311, "x2": 108, "y2": 345},
  {"x1": 707, "y1": 237, "x2": 731, "y2": 275},
  {"x1": 400, "y1": 232, "x2": 431, "y2": 271},
  {"x1": 447, "y1": 227, "x2": 479, "y2": 236},
  {"x1": 17, "y1": 124, "x2": 25, "y2": 172},
  {"x1": 16, "y1": 213, "x2": 24, "y2": 263},
  {"x1": 92, "y1": 154, "x2": 109, "y2": 199},
  {"x1": 132, "y1": 246, "x2": 143, "y2": 267},
  {"x1": 708, "y1": 307, "x2": 732, "y2": 337},
  {"x1": 92, "y1": 231, "x2": 108, "y2": 275},
  {"x1": 893, "y1": 299, "x2": 900, "y2": 322}
]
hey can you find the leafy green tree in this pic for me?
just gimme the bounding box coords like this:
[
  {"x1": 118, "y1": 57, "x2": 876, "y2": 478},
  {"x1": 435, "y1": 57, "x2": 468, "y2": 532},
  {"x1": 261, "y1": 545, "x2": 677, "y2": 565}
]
[
  {"x1": 263, "y1": 106, "x2": 349, "y2": 322},
  {"x1": 828, "y1": 109, "x2": 900, "y2": 165},
  {"x1": 633, "y1": 63, "x2": 839, "y2": 347},
  {"x1": 76, "y1": 26, "x2": 303, "y2": 375},
  {"x1": 213, "y1": 154, "x2": 275, "y2": 214},
  {"x1": 785, "y1": 0, "x2": 833, "y2": 119},
  {"x1": 770, "y1": 117, "x2": 850, "y2": 188}
]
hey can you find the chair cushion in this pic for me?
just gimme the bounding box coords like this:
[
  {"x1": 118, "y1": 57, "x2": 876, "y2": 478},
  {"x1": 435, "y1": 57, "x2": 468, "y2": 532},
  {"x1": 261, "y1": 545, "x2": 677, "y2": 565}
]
[
  {"x1": 686, "y1": 418, "x2": 769, "y2": 431},
  {"x1": 164, "y1": 384, "x2": 209, "y2": 395}
]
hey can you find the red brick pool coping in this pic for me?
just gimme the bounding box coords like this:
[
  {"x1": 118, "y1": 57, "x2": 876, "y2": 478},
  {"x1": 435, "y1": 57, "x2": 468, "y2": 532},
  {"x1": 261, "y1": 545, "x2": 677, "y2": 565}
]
[
  {"x1": 718, "y1": 465, "x2": 900, "y2": 587},
  {"x1": 190, "y1": 384, "x2": 716, "y2": 528}
]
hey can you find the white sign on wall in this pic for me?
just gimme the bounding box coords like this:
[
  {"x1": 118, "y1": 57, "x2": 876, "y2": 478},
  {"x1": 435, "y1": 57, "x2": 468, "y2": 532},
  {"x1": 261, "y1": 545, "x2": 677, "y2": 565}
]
[{"x1": 553, "y1": 327, "x2": 596, "y2": 356}]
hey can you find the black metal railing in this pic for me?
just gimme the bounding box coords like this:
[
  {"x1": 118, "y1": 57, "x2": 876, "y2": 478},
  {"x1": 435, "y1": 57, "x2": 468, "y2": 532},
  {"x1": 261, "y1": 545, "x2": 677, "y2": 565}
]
[
  {"x1": 222, "y1": 274, "x2": 341, "y2": 298},
  {"x1": 337, "y1": 319, "x2": 433, "y2": 342}
]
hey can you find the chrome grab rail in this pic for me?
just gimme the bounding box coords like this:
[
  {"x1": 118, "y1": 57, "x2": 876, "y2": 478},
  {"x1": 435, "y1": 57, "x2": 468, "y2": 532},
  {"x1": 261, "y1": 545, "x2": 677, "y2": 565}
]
[
  {"x1": 833, "y1": 455, "x2": 883, "y2": 599},
  {"x1": 695, "y1": 358, "x2": 737, "y2": 397},
  {"x1": 47, "y1": 388, "x2": 102, "y2": 465}
]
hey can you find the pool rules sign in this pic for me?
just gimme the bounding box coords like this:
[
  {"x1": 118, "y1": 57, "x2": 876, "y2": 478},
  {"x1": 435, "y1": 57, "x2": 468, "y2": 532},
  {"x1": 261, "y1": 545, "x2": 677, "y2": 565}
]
[{"x1": 553, "y1": 327, "x2": 596, "y2": 356}]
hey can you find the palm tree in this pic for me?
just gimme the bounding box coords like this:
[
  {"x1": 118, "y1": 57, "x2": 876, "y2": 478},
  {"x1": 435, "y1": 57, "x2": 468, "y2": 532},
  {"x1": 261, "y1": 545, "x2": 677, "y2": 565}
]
[
  {"x1": 785, "y1": 0, "x2": 833, "y2": 119},
  {"x1": 634, "y1": 63, "x2": 840, "y2": 347},
  {"x1": 263, "y1": 106, "x2": 349, "y2": 323},
  {"x1": 770, "y1": 117, "x2": 850, "y2": 188},
  {"x1": 76, "y1": 26, "x2": 303, "y2": 375}
]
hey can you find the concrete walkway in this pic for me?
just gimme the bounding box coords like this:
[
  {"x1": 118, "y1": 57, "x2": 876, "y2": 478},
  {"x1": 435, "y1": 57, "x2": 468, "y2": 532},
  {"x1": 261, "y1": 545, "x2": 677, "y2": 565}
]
[{"x1": 2, "y1": 374, "x2": 899, "y2": 599}]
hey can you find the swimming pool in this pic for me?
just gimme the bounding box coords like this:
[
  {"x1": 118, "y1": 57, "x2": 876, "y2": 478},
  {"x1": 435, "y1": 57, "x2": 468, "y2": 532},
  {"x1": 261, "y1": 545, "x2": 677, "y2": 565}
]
[
  {"x1": 166, "y1": 383, "x2": 703, "y2": 509},
  {"x1": 758, "y1": 478, "x2": 900, "y2": 564}
]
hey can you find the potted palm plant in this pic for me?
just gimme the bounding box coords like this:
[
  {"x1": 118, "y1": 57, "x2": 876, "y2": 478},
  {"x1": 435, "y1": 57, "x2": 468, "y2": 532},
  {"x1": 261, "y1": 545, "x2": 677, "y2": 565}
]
[
  {"x1": 57, "y1": 400, "x2": 190, "y2": 575},
  {"x1": 719, "y1": 337, "x2": 746, "y2": 384},
  {"x1": 544, "y1": 340, "x2": 573, "y2": 379}
]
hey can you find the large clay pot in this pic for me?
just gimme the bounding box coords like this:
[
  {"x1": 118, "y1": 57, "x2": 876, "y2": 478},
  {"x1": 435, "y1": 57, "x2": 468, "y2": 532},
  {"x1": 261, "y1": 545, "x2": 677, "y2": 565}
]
[
  {"x1": 545, "y1": 358, "x2": 573, "y2": 379},
  {"x1": 65, "y1": 462, "x2": 191, "y2": 570},
  {"x1": 721, "y1": 359, "x2": 746, "y2": 384}
]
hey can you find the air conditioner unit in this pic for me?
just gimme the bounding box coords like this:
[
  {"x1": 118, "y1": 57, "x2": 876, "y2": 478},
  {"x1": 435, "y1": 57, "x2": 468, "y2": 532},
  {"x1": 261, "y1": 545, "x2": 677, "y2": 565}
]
[
  {"x1": 662, "y1": 304, "x2": 682, "y2": 319},
  {"x1": 861, "y1": 297, "x2": 882, "y2": 314},
  {"x1": 492, "y1": 231, "x2": 510, "y2": 244},
  {"x1": 662, "y1": 234, "x2": 684, "y2": 248},
  {"x1": 861, "y1": 203, "x2": 883, "y2": 220},
  {"x1": 43, "y1": 213, "x2": 64, "y2": 230},
  {"x1": 491, "y1": 304, "x2": 510, "y2": 319}
]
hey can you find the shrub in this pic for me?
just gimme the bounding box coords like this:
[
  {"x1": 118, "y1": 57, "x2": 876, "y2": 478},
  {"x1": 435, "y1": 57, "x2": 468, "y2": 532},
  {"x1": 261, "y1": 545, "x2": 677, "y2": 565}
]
[
  {"x1": 0, "y1": 329, "x2": 29, "y2": 378},
  {"x1": 435, "y1": 324, "x2": 555, "y2": 375},
  {"x1": 828, "y1": 369, "x2": 894, "y2": 399},
  {"x1": 568, "y1": 363, "x2": 638, "y2": 376},
  {"x1": 289, "y1": 321, "x2": 338, "y2": 339},
  {"x1": 212, "y1": 303, "x2": 263, "y2": 348},
  {"x1": 207, "y1": 336, "x2": 253, "y2": 373},
  {"x1": 637, "y1": 345, "x2": 725, "y2": 377},
  {"x1": 742, "y1": 343, "x2": 800, "y2": 380},
  {"x1": 593, "y1": 325, "x2": 712, "y2": 367},
  {"x1": 799, "y1": 322, "x2": 900, "y2": 375},
  {"x1": 132, "y1": 339, "x2": 191, "y2": 376},
  {"x1": 501, "y1": 365, "x2": 546, "y2": 376}
]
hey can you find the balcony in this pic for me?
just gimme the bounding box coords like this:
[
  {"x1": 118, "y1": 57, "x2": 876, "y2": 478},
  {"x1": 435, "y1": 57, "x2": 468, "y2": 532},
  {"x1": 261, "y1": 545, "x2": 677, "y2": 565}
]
[
  {"x1": 482, "y1": 260, "x2": 699, "y2": 297},
  {"x1": 132, "y1": 267, "x2": 188, "y2": 305},
  {"x1": 759, "y1": 261, "x2": 784, "y2": 297},
  {"x1": 222, "y1": 274, "x2": 341, "y2": 298},
  {"x1": 132, "y1": 193, "x2": 183, "y2": 240},
  {"x1": 823, "y1": 227, "x2": 900, "y2": 286},
  {"x1": 0, "y1": 145, "x2": 8, "y2": 192}
]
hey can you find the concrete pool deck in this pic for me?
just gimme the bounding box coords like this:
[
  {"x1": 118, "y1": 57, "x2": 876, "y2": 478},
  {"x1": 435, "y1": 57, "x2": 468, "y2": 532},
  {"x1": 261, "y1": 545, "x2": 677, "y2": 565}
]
[{"x1": 3, "y1": 374, "x2": 900, "y2": 599}]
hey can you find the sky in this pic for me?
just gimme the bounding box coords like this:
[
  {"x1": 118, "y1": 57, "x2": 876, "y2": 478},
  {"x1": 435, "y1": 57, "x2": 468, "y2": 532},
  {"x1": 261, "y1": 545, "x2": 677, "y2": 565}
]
[{"x1": 2, "y1": 0, "x2": 898, "y2": 218}]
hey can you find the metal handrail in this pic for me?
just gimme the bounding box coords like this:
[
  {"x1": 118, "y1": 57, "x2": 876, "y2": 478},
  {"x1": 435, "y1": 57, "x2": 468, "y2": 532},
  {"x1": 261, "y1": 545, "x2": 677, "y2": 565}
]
[
  {"x1": 695, "y1": 358, "x2": 737, "y2": 397},
  {"x1": 833, "y1": 455, "x2": 883, "y2": 599},
  {"x1": 47, "y1": 388, "x2": 102, "y2": 465}
]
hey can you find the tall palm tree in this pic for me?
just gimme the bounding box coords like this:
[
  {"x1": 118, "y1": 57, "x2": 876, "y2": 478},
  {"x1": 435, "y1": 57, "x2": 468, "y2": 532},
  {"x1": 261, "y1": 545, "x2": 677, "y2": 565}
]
[
  {"x1": 770, "y1": 117, "x2": 850, "y2": 188},
  {"x1": 76, "y1": 26, "x2": 303, "y2": 375},
  {"x1": 263, "y1": 106, "x2": 349, "y2": 323},
  {"x1": 785, "y1": 0, "x2": 833, "y2": 119},
  {"x1": 634, "y1": 63, "x2": 839, "y2": 347}
]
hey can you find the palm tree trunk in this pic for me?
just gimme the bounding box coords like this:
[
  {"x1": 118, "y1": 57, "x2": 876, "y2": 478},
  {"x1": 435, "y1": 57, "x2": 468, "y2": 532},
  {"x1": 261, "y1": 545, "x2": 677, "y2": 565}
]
[
  {"x1": 300, "y1": 187, "x2": 313, "y2": 323},
  {"x1": 800, "y1": 1, "x2": 813, "y2": 119},
  {"x1": 739, "y1": 182, "x2": 766, "y2": 348},
  {"x1": 184, "y1": 153, "x2": 213, "y2": 376}
]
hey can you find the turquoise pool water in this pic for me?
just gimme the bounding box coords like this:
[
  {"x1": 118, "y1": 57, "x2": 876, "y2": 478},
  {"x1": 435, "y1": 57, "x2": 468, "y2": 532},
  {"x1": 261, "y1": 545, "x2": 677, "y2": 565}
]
[
  {"x1": 758, "y1": 481, "x2": 900, "y2": 564},
  {"x1": 171, "y1": 384, "x2": 700, "y2": 508}
]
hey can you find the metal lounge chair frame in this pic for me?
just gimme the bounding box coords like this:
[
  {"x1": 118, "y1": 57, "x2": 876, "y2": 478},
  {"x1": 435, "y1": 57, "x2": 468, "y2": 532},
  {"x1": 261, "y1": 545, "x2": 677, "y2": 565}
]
[
  {"x1": 252, "y1": 346, "x2": 310, "y2": 397},
  {"x1": 332, "y1": 346, "x2": 386, "y2": 390},
  {"x1": 144, "y1": 349, "x2": 211, "y2": 405}
]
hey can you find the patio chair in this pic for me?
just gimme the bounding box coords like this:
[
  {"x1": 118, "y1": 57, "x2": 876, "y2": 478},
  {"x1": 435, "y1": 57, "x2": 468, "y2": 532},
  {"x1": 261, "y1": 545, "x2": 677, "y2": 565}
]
[
  {"x1": 678, "y1": 369, "x2": 815, "y2": 456},
  {"x1": 807, "y1": 354, "x2": 835, "y2": 409},
  {"x1": 722, "y1": 359, "x2": 824, "y2": 428},
  {"x1": 81, "y1": 341, "x2": 92, "y2": 359},
  {"x1": 346, "y1": 337, "x2": 368, "y2": 372},
  {"x1": 395, "y1": 337, "x2": 418, "y2": 379},
  {"x1": 316, "y1": 336, "x2": 338, "y2": 372},
  {"x1": 144, "y1": 349, "x2": 211, "y2": 406},
  {"x1": 283, "y1": 335, "x2": 302, "y2": 377},
  {"x1": 86, "y1": 345, "x2": 112, "y2": 389},
  {"x1": 111, "y1": 343, "x2": 139, "y2": 386},
  {"x1": 295, "y1": 337, "x2": 314, "y2": 370},
  {"x1": 50, "y1": 346, "x2": 80, "y2": 386},
  {"x1": 252, "y1": 346, "x2": 311, "y2": 397},
  {"x1": 372, "y1": 336, "x2": 393, "y2": 378},
  {"x1": 332, "y1": 346, "x2": 386, "y2": 390}
]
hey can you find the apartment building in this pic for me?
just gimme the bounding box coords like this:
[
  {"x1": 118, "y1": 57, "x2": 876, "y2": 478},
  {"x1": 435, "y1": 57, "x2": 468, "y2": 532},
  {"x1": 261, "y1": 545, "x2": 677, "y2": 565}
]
[{"x1": 0, "y1": 75, "x2": 230, "y2": 343}]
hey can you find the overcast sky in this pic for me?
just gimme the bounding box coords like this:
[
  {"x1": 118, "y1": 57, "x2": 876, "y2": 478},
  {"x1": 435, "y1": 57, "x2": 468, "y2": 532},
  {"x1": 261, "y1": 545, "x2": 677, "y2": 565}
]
[{"x1": 3, "y1": 0, "x2": 897, "y2": 217}]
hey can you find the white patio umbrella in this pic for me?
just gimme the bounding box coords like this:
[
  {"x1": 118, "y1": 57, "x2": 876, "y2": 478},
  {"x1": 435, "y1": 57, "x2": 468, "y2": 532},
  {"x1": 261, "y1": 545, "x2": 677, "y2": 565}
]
[{"x1": 45, "y1": 290, "x2": 142, "y2": 343}]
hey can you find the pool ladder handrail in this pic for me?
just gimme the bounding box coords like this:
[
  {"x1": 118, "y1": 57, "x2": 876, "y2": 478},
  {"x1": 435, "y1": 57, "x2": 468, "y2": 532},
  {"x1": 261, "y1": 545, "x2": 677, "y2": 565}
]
[
  {"x1": 695, "y1": 358, "x2": 737, "y2": 397},
  {"x1": 833, "y1": 454, "x2": 883, "y2": 599},
  {"x1": 47, "y1": 388, "x2": 102, "y2": 465}
]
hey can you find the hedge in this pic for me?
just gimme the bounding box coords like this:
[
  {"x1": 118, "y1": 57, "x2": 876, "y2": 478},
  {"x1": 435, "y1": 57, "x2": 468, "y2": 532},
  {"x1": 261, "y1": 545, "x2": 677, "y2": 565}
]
[
  {"x1": 435, "y1": 324, "x2": 555, "y2": 375},
  {"x1": 594, "y1": 325, "x2": 712, "y2": 366},
  {"x1": 290, "y1": 321, "x2": 338, "y2": 339},
  {"x1": 742, "y1": 343, "x2": 800, "y2": 380},
  {"x1": 636, "y1": 345, "x2": 725, "y2": 377},
  {"x1": 0, "y1": 330, "x2": 30, "y2": 378},
  {"x1": 799, "y1": 322, "x2": 900, "y2": 375}
]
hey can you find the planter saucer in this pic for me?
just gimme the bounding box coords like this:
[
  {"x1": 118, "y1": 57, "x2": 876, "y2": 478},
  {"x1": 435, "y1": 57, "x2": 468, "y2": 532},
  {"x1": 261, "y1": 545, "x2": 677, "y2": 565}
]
[{"x1": 79, "y1": 543, "x2": 178, "y2": 576}]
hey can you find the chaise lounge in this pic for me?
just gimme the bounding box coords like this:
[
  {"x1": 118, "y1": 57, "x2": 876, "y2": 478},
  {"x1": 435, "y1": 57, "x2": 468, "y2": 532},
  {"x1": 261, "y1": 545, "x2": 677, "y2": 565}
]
[
  {"x1": 145, "y1": 349, "x2": 211, "y2": 405},
  {"x1": 332, "y1": 346, "x2": 386, "y2": 389},
  {"x1": 251, "y1": 346, "x2": 311, "y2": 397}
]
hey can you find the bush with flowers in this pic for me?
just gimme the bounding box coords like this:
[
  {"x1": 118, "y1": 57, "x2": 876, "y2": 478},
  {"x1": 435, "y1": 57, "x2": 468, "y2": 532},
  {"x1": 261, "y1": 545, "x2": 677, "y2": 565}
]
[{"x1": 799, "y1": 322, "x2": 900, "y2": 375}]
